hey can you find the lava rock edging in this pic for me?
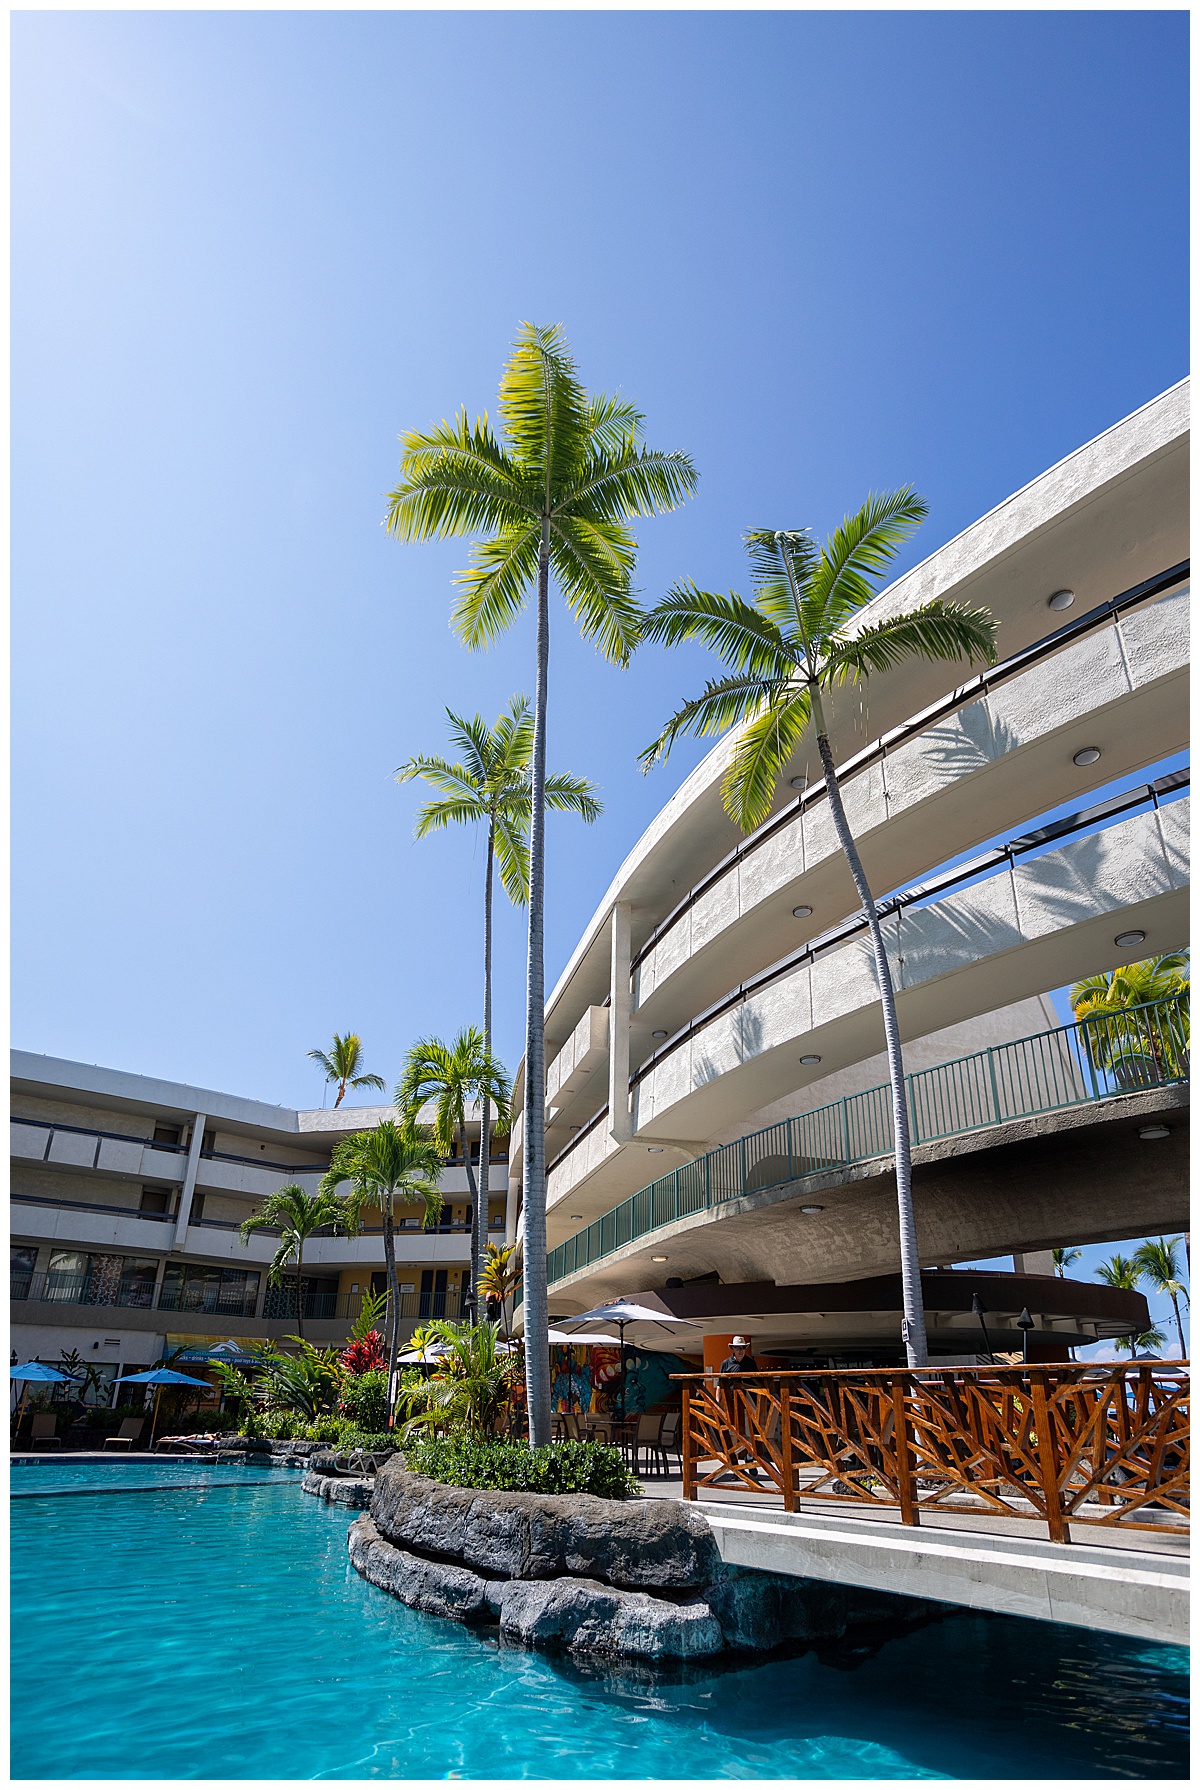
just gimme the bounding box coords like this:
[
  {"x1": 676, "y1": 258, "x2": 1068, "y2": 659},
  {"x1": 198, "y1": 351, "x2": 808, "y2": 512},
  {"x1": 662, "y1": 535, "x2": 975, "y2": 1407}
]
[{"x1": 346, "y1": 1459, "x2": 938, "y2": 1662}]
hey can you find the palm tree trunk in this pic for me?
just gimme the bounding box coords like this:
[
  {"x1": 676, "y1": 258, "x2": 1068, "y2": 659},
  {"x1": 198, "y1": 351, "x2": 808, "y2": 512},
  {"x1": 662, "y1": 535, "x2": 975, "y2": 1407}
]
[
  {"x1": 476, "y1": 825, "x2": 495, "y2": 1312},
  {"x1": 295, "y1": 1239, "x2": 305, "y2": 1341},
  {"x1": 461, "y1": 1114, "x2": 479, "y2": 1322},
  {"x1": 1169, "y1": 1290, "x2": 1186, "y2": 1357},
  {"x1": 522, "y1": 517, "x2": 553, "y2": 1445},
  {"x1": 382, "y1": 1202, "x2": 401, "y2": 1423},
  {"x1": 811, "y1": 696, "x2": 929, "y2": 1369}
]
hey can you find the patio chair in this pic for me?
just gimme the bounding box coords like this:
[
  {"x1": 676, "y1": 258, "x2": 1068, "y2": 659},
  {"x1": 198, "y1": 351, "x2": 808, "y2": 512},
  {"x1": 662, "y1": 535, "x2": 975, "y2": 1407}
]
[
  {"x1": 653, "y1": 1410, "x2": 682, "y2": 1475},
  {"x1": 631, "y1": 1411, "x2": 665, "y2": 1476},
  {"x1": 29, "y1": 1413, "x2": 62, "y2": 1450},
  {"x1": 104, "y1": 1418, "x2": 145, "y2": 1452}
]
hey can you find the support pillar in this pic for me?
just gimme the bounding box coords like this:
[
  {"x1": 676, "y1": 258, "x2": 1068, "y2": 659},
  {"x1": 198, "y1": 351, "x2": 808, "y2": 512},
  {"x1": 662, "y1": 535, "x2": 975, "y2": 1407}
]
[
  {"x1": 608, "y1": 901, "x2": 633, "y2": 1145},
  {"x1": 172, "y1": 1113, "x2": 208, "y2": 1250}
]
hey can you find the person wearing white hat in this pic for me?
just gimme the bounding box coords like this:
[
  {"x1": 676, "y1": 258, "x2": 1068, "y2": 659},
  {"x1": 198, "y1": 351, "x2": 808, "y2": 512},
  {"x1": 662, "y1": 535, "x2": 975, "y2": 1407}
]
[{"x1": 716, "y1": 1335, "x2": 763, "y2": 1482}]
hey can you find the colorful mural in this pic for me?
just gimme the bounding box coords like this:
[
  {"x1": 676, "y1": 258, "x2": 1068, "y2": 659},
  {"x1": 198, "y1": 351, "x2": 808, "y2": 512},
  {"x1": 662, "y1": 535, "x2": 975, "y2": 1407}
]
[{"x1": 549, "y1": 1344, "x2": 696, "y2": 1415}]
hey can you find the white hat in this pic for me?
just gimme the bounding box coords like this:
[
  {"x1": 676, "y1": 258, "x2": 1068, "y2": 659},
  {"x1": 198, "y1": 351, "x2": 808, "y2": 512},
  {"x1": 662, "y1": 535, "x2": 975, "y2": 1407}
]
[{"x1": 730, "y1": 1335, "x2": 749, "y2": 1348}]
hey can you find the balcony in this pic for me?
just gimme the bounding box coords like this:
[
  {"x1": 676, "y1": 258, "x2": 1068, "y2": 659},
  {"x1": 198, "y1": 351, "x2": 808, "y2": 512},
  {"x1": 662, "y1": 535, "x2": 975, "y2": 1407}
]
[{"x1": 10, "y1": 1271, "x2": 463, "y2": 1326}]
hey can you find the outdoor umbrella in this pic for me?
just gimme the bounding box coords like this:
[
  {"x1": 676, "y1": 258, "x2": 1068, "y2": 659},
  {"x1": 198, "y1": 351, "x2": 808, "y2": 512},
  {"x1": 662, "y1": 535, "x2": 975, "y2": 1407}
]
[
  {"x1": 556, "y1": 1300, "x2": 700, "y2": 1427},
  {"x1": 113, "y1": 1367, "x2": 213, "y2": 1446},
  {"x1": 11, "y1": 1362, "x2": 78, "y2": 1437}
]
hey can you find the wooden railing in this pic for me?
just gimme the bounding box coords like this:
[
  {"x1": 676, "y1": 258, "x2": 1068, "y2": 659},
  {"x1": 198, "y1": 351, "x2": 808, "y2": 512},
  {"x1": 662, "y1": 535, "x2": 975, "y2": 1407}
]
[{"x1": 675, "y1": 1364, "x2": 1189, "y2": 1543}]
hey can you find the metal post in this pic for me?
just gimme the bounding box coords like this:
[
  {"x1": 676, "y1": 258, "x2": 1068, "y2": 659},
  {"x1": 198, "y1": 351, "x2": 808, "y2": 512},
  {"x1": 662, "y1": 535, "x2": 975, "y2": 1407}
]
[
  {"x1": 987, "y1": 1046, "x2": 1002, "y2": 1127},
  {"x1": 841, "y1": 1097, "x2": 851, "y2": 1164}
]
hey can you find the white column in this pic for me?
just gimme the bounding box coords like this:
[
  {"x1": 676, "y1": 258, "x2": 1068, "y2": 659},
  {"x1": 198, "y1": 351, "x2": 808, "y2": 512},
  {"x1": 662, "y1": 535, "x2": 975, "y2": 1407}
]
[
  {"x1": 171, "y1": 1113, "x2": 208, "y2": 1249},
  {"x1": 1013, "y1": 1251, "x2": 1055, "y2": 1277},
  {"x1": 608, "y1": 902, "x2": 633, "y2": 1144},
  {"x1": 505, "y1": 1176, "x2": 520, "y2": 1246}
]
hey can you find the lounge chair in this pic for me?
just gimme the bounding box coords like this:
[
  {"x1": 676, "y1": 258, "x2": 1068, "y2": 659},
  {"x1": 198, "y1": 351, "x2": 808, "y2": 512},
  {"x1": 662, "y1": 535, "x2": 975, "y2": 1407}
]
[
  {"x1": 29, "y1": 1413, "x2": 62, "y2": 1450},
  {"x1": 103, "y1": 1418, "x2": 145, "y2": 1451}
]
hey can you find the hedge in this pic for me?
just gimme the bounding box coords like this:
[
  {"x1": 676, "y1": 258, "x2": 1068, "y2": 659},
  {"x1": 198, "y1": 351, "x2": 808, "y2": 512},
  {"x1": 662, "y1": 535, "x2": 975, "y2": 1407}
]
[{"x1": 403, "y1": 1436, "x2": 641, "y2": 1500}]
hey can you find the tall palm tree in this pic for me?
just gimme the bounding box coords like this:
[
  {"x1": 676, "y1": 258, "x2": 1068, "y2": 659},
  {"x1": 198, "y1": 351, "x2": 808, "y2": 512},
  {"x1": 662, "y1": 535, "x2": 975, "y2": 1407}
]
[
  {"x1": 1133, "y1": 1237, "x2": 1189, "y2": 1357},
  {"x1": 639, "y1": 511, "x2": 996, "y2": 1368},
  {"x1": 1053, "y1": 1247, "x2": 1083, "y2": 1278},
  {"x1": 307, "y1": 1033, "x2": 387, "y2": 1108},
  {"x1": 239, "y1": 1184, "x2": 350, "y2": 1339},
  {"x1": 321, "y1": 1120, "x2": 445, "y2": 1415},
  {"x1": 1096, "y1": 1253, "x2": 1140, "y2": 1290},
  {"x1": 395, "y1": 1029, "x2": 512, "y2": 1306},
  {"x1": 385, "y1": 322, "x2": 697, "y2": 1443},
  {"x1": 1069, "y1": 952, "x2": 1189, "y2": 1089},
  {"x1": 396, "y1": 698, "x2": 600, "y2": 1302}
]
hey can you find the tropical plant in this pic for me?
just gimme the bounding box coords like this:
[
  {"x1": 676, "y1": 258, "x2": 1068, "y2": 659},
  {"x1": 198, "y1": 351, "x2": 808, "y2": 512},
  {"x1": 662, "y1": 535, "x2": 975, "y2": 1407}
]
[
  {"x1": 209, "y1": 1362, "x2": 263, "y2": 1436},
  {"x1": 1132, "y1": 1237, "x2": 1190, "y2": 1357},
  {"x1": 639, "y1": 512, "x2": 996, "y2": 1367},
  {"x1": 398, "y1": 1318, "x2": 518, "y2": 1439},
  {"x1": 396, "y1": 697, "x2": 600, "y2": 1303},
  {"x1": 321, "y1": 1120, "x2": 445, "y2": 1415},
  {"x1": 396, "y1": 1029, "x2": 511, "y2": 1308},
  {"x1": 348, "y1": 1286, "x2": 389, "y2": 1345},
  {"x1": 404, "y1": 1434, "x2": 640, "y2": 1499},
  {"x1": 478, "y1": 1240, "x2": 521, "y2": 1342},
  {"x1": 1053, "y1": 1247, "x2": 1082, "y2": 1278},
  {"x1": 1115, "y1": 1324, "x2": 1168, "y2": 1358},
  {"x1": 1069, "y1": 953, "x2": 1189, "y2": 1087},
  {"x1": 338, "y1": 1367, "x2": 390, "y2": 1433},
  {"x1": 340, "y1": 1330, "x2": 386, "y2": 1375},
  {"x1": 238, "y1": 1184, "x2": 351, "y2": 1339},
  {"x1": 1096, "y1": 1253, "x2": 1140, "y2": 1290},
  {"x1": 307, "y1": 1032, "x2": 387, "y2": 1108},
  {"x1": 385, "y1": 322, "x2": 697, "y2": 1444},
  {"x1": 254, "y1": 1340, "x2": 344, "y2": 1420}
]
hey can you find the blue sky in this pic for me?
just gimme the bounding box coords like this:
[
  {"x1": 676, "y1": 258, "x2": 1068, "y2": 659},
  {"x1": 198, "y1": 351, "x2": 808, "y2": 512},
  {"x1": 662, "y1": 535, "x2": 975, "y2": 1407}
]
[{"x1": 13, "y1": 9, "x2": 1188, "y2": 1138}]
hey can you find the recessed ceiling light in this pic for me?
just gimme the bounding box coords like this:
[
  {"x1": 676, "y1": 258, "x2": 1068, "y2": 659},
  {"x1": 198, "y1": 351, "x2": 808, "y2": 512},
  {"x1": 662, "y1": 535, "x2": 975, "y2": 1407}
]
[
  {"x1": 1138, "y1": 1125, "x2": 1170, "y2": 1140},
  {"x1": 651, "y1": 1255, "x2": 668, "y2": 1263},
  {"x1": 647, "y1": 1146, "x2": 664, "y2": 1153},
  {"x1": 652, "y1": 1029, "x2": 668, "y2": 1040},
  {"x1": 1114, "y1": 930, "x2": 1146, "y2": 949},
  {"x1": 1048, "y1": 589, "x2": 1075, "y2": 611},
  {"x1": 792, "y1": 905, "x2": 812, "y2": 919},
  {"x1": 800, "y1": 1204, "x2": 824, "y2": 1215},
  {"x1": 799, "y1": 1054, "x2": 821, "y2": 1065},
  {"x1": 1072, "y1": 747, "x2": 1101, "y2": 767},
  {"x1": 570, "y1": 1214, "x2": 584, "y2": 1220},
  {"x1": 789, "y1": 776, "x2": 807, "y2": 790}
]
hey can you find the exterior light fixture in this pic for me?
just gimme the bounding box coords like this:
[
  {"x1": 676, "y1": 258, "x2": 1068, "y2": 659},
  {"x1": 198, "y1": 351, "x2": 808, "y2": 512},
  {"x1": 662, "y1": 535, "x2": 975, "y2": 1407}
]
[
  {"x1": 1072, "y1": 747, "x2": 1101, "y2": 767},
  {"x1": 800, "y1": 1204, "x2": 824, "y2": 1215},
  {"x1": 647, "y1": 1147, "x2": 664, "y2": 1153},
  {"x1": 792, "y1": 905, "x2": 813, "y2": 919},
  {"x1": 1048, "y1": 589, "x2": 1075, "y2": 611},
  {"x1": 789, "y1": 776, "x2": 807, "y2": 789},
  {"x1": 1139, "y1": 1125, "x2": 1170, "y2": 1140},
  {"x1": 651, "y1": 1255, "x2": 668, "y2": 1263},
  {"x1": 652, "y1": 1030, "x2": 668, "y2": 1040},
  {"x1": 799, "y1": 1054, "x2": 821, "y2": 1065},
  {"x1": 1115, "y1": 930, "x2": 1146, "y2": 949},
  {"x1": 570, "y1": 1214, "x2": 584, "y2": 1220},
  {"x1": 1016, "y1": 1306, "x2": 1035, "y2": 1363}
]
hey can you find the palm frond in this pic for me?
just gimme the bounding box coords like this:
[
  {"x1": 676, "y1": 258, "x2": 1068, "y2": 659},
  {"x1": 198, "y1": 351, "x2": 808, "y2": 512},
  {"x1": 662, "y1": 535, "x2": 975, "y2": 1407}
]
[
  {"x1": 638, "y1": 672, "x2": 789, "y2": 771},
  {"x1": 549, "y1": 516, "x2": 643, "y2": 665},
  {"x1": 742, "y1": 529, "x2": 821, "y2": 638},
  {"x1": 641, "y1": 581, "x2": 799, "y2": 677},
  {"x1": 385, "y1": 411, "x2": 534, "y2": 541},
  {"x1": 822, "y1": 599, "x2": 998, "y2": 684},
  {"x1": 452, "y1": 522, "x2": 543, "y2": 650},
  {"x1": 562, "y1": 443, "x2": 699, "y2": 523},
  {"x1": 806, "y1": 487, "x2": 929, "y2": 639},
  {"x1": 493, "y1": 811, "x2": 531, "y2": 907},
  {"x1": 497, "y1": 322, "x2": 591, "y2": 485},
  {"x1": 544, "y1": 773, "x2": 602, "y2": 822},
  {"x1": 722, "y1": 688, "x2": 813, "y2": 832}
]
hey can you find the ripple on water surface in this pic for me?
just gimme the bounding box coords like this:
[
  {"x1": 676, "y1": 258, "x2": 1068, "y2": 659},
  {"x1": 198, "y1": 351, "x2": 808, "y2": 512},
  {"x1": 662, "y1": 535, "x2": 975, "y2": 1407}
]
[{"x1": 11, "y1": 1472, "x2": 1189, "y2": 1780}]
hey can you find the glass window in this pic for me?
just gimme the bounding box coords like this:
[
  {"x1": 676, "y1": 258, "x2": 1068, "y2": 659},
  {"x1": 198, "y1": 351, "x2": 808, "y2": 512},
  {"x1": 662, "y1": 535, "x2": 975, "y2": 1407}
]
[
  {"x1": 118, "y1": 1257, "x2": 159, "y2": 1309},
  {"x1": 158, "y1": 1263, "x2": 260, "y2": 1316}
]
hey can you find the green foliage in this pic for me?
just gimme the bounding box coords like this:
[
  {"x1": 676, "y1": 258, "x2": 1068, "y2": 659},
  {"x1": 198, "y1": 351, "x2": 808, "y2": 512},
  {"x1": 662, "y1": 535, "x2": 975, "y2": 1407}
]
[
  {"x1": 321, "y1": 1120, "x2": 445, "y2": 1233},
  {"x1": 396, "y1": 697, "x2": 601, "y2": 909},
  {"x1": 398, "y1": 1319, "x2": 518, "y2": 1438},
  {"x1": 639, "y1": 513, "x2": 997, "y2": 832},
  {"x1": 339, "y1": 1367, "x2": 390, "y2": 1433},
  {"x1": 1070, "y1": 955, "x2": 1189, "y2": 1087},
  {"x1": 307, "y1": 1032, "x2": 387, "y2": 1107},
  {"x1": 404, "y1": 1436, "x2": 640, "y2": 1500},
  {"x1": 350, "y1": 1287, "x2": 389, "y2": 1344},
  {"x1": 395, "y1": 1030, "x2": 511, "y2": 1158}
]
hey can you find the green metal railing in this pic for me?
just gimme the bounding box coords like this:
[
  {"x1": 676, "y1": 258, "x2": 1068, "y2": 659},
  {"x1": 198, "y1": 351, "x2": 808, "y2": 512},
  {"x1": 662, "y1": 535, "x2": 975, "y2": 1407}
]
[{"x1": 543, "y1": 998, "x2": 1188, "y2": 1288}]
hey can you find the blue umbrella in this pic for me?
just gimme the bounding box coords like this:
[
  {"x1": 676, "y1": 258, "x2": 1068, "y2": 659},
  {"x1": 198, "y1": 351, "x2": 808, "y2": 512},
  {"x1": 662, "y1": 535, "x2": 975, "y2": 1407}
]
[
  {"x1": 113, "y1": 1368, "x2": 215, "y2": 1445},
  {"x1": 11, "y1": 1362, "x2": 79, "y2": 1437}
]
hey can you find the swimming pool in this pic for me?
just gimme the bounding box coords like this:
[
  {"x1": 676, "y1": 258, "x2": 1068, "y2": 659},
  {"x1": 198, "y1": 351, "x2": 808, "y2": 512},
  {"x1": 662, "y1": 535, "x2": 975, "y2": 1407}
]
[{"x1": 11, "y1": 1465, "x2": 1189, "y2": 1779}]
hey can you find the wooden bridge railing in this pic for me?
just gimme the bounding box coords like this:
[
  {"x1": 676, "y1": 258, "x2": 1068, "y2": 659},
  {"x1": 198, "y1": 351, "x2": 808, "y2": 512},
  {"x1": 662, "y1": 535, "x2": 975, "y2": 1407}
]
[{"x1": 674, "y1": 1364, "x2": 1189, "y2": 1542}]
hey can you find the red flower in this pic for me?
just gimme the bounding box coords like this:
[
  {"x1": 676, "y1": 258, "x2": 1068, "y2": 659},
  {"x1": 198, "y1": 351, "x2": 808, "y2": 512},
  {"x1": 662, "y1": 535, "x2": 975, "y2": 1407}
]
[{"x1": 340, "y1": 1331, "x2": 386, "y2": 1374}]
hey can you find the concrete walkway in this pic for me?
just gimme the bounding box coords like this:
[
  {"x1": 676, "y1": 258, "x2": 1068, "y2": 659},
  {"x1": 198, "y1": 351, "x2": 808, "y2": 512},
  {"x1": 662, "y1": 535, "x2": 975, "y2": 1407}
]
[{"x1": 638, "y1": 1473, "x2": 1189, "y2": 1646}]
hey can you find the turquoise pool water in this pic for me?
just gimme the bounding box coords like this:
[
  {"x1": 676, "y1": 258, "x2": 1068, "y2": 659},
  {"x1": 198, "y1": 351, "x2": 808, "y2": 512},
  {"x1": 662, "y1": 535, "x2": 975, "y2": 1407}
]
[{"x1": 11, "y1": 1466, "x2": 1189, "y2": 1779}]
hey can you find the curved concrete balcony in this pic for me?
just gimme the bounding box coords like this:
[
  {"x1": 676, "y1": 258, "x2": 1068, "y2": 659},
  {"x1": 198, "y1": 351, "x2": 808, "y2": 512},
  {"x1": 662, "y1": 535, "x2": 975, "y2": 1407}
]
[
  {"x1": 545, "y1": 794, "x2": 1188, "y2": 1229},
  {"x1": 630, "y1": 578, "x2": 1187, "y2": 1045}
]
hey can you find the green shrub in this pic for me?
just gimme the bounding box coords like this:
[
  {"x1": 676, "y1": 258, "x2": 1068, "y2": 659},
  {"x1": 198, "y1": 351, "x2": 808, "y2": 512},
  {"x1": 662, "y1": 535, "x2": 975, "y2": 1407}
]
[
  {"x1": 339, "y1": 1368, "x2": 390, "y2": 1434},
  {"x1": 258, "y1": 1411, "x2": 298, "y2": 1440},
  {"x1": 404, "y1": 1437, "x2": 640, "y2": 1500},
  {"x1": 340, "y1": 1429, "x2": 396, "y2": 1453}
]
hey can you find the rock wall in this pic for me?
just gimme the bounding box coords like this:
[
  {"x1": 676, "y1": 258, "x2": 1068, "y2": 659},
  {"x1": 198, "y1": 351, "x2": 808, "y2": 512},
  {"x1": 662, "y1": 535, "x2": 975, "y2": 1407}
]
[{"x1": 344, "y1": 1460, "x2": 938, "y2": 1663}]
